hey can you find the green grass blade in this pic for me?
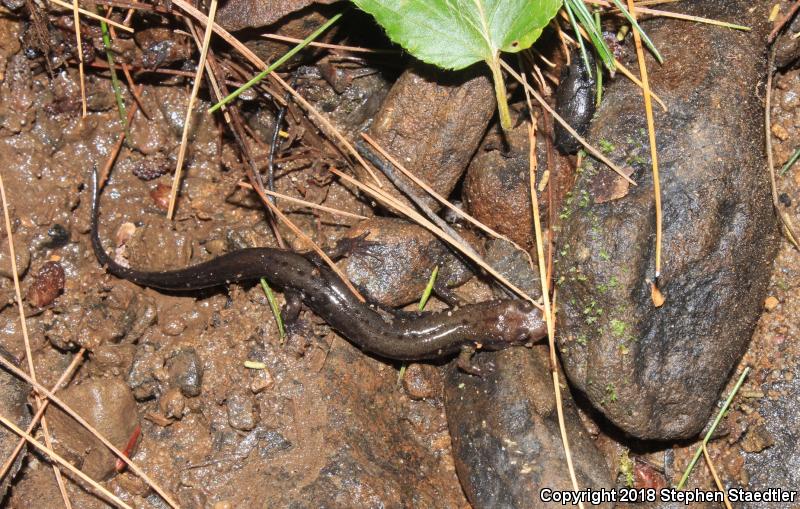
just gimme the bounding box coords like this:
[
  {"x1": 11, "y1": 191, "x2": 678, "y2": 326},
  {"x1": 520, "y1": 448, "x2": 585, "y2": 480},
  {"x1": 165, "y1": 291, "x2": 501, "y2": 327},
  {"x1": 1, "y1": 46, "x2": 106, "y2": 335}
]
[
  {"x1": 779, "y1": 147, "x2": 800, "y2": 176},
  {"x1": 260, "y1": 278, "x2": 286, "y2": 340},
  {"x1": 676, "y1": 367, "x2": 750, "y2": 489},
  {"x1": 98, "y1": 14, "x2": 127, "y2": 125},
  {"x1": 593, "y1": 8, "x2": 603, "y2": 106},
  {"x1": 565, "y1": 0, "x2": 615, "y2": 72},
  {"x1": 209, "y1": 13, "x2": 342, "y2": 113},
  {"x1": 562, "y1": 0, "x2": 592, "y2": 79},
  {"x1": 418, "y1": 265, "x2": 439, "y2": 311},
  {"x1": 609, "y1": 0, "x2": 663, "y2": 64}
]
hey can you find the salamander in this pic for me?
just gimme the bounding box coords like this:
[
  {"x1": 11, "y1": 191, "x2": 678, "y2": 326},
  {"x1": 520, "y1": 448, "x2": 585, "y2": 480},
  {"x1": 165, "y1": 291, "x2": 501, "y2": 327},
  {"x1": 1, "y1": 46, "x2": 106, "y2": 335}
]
[{"x1": 90, "y1": 172, "x2": 546, "y2": 361}]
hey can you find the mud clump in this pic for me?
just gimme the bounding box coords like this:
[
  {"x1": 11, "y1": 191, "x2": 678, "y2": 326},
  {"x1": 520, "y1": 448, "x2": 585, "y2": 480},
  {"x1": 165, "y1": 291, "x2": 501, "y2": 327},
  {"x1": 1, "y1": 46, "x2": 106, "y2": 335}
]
[{"x1": 556, "y1": 1, "x2": 779, "y2": 440}]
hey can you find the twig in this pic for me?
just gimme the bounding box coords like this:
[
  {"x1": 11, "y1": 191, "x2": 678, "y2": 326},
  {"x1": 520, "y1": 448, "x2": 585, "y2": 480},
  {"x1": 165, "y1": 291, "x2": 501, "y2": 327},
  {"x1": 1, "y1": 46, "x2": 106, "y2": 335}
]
[
  {"x1": 356, "y1": 141, "x2": 483, "y2": 263},
  {"x1": 0, "y1": 169, "x2": 72, "y2": 507},
  {"x1": 0, "y1": 355, "x2": 180, "y2": 508},
  {"x1": 48, "y1": 0, "x2": 133, "y2": 32},
  {"x1": 527, "y1": 123, "x2": 584, "y2": 509},
  {"x1": 260, "y1": 33, "x2": 396, "y2": 53},
  {"x1": 72, "y1": 0, "x2": 86, "y2": 117},
  {"x1": 626, "y1": 0, "x2": 664, "y2": 286},
  {"x1": 768, "y1": 0, "x2": 800, "y2": 42},
  {"x1": 0, "y1": 348, "x2": 86, "y2": 481},
  {"x1": 702, "y1": 444, "x2": 733, "y2": 509},
  {"x1": 166, "y1": 0, "x2": 218, "y2": 219},
  {"x1": 501, "y1": 60, "x2": 636, "y2": 185},
  {"x1": 0, "y1": 414, "x2": 131, "y2": 509},
  {"x1": 237, "y1": 182, "x2": 367, "y2": 220}
]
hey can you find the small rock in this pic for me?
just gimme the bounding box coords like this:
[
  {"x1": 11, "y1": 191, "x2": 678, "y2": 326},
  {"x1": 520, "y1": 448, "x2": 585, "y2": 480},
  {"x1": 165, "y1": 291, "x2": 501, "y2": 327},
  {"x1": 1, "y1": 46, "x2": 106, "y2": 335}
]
[
  {"x1": 444, "y1": 346, "x2": 613, "y2": 508},
  {"x1": 366, "y1": 65, "x2": 495, "y2": 212},
  {"x1": 150, "y1": 183, "x2": 171, "y2": 211},
  {"x1": 402, "y1": 363, "x2": 441, "y2": 401},
  {"x1": 227, "y1": 390, "x2": 257, "y2": 431},
  {"x1": 46, "y1": 224, "x2": 70, "y2": 248},
  {"x1": 741, "y1": 424, "x2": 775, "y2": 453},
  {"x1": 26, "y1": 261, "x2": 65, "y2": 307},
  {"x1": 166, "y1": 348, "x2": 203, "y2": 397},
  {"x1": 159, "y1": 387, "x2": 186, "y2": 420},
  {"x1": 771, "y1": 123, "x2": 789, "y2": 141},
  {"x1": 764, "y1": 296, "x2": 779, "y2": 311},
  {"x1": 249, "y1": 367, "x2": 273, "y2": 394},
  {"x1": 48, "y1": 377, "x2": 138, "y2": 480},
  {"x1": 0, "y1": 242, "x2": 29, "y2": 279}
]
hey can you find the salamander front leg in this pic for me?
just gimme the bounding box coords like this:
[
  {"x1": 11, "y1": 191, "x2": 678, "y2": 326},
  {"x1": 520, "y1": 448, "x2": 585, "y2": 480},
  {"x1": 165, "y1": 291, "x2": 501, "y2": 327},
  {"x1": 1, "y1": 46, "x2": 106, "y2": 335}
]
[{"x1": 456, "y1": 345, "x2": 494, "y2": 377}]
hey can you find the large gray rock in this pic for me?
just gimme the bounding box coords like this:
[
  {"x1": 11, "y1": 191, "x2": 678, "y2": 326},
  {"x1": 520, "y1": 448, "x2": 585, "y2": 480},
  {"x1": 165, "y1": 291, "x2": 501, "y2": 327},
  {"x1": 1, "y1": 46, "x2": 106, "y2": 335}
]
[
  {"x1": 555, "y1": 0, "x2": 778, "y2": 439},
  {"x1": 444, "y1": 346, "x2": 612, "y2": 509}
]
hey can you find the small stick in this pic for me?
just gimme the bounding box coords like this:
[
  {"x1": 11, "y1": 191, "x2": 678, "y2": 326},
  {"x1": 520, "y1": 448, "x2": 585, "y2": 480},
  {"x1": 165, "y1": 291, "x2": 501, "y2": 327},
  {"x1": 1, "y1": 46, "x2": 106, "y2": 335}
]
[
  {"x1": 0, "y1": 415, "x2": 131, "y2": 509},
  {"x1": 48, "y1": 0, "x2": 134, "y2": 32},
  {"x1": 237, "y1": 182, "x2": 367, "y2": 220},
  {"x1": 501, "y1": 60, "x2": 636, "y2": 185},
  {"x1": 167, "y1": 0, "x2": 218, "y2": 219}
]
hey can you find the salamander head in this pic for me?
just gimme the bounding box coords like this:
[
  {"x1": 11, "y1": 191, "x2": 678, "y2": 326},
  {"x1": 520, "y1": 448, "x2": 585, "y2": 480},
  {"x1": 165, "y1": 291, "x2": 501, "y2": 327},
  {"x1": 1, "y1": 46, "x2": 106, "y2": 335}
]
[{"x1": 483, "y1": 300, "x2": 547, "y2": 350}]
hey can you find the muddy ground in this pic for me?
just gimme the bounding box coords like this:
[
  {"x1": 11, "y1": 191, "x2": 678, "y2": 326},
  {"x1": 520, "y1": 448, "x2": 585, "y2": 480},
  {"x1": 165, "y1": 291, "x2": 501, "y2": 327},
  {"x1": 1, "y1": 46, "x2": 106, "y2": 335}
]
[{"x1": 0, "y1": 1, "x2": 797, "y2": 508}]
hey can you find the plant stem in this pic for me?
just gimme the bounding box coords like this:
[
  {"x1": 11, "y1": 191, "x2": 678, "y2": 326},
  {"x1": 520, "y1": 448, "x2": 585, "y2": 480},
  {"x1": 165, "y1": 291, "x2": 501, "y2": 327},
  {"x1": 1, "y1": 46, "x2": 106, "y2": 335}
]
[{"x1": 489, "y1": 56, "x2": 512, "y2": 130}]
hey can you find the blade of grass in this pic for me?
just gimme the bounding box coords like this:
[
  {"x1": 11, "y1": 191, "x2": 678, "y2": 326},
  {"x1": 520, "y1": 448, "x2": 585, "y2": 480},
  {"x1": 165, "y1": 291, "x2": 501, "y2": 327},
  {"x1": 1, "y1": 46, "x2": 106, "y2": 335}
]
[
  {"x1": 565, "y1": 0, "x2": 615, "y2": 72},
  {"x1": 209, "y1": 13, "x2": 341, "y2": 113},
  {"x1": 610, "y1": 0, "x2": 663, "y2": 63},
  {"x1": 779, "y1": 147, "x2": 800, "y2": 176},
  {"x1": 98, "y1": 11, "x2": 127, "y2": 125},
  {"x1": 418, "y1": 266, "x2": 438, "y2": 311},
  {"x1": 563, "y1": 0, "x2": 593, "y2": 78},
  {"x1": 260, "y1": 279, "x2": 286, "y2": 340},
  {"x1": 594, "y1": 8, "x2": 603, "y2": 106},
  {"x1": 676, "y1": 366, "x2": 750, "y2": 489}
]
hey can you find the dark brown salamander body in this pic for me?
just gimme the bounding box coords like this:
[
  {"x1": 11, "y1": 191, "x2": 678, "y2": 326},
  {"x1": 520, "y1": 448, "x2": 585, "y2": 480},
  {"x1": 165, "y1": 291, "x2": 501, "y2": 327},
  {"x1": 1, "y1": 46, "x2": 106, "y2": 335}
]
[{"x1": 90, "y1": 174, "x2": 546, "y2": 360}]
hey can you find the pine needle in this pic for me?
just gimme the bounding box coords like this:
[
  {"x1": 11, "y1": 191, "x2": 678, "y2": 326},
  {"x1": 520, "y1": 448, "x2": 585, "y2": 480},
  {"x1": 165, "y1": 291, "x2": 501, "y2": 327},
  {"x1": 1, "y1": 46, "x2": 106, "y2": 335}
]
[{"x1": 166, "y1": 0, "x2": 218, "y2": 219}]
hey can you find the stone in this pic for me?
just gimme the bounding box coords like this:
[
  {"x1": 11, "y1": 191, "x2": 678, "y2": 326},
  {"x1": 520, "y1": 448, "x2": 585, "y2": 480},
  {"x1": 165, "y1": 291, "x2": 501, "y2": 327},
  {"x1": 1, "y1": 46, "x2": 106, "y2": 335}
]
[
  {"x1": 555, "y1": 1, "x2": 779, "y2": 439},
  {"x1": 365, "y1": 65, "x2": 495, "y2": 212},
  {"x1": 444, "y1": 346, "x2": 612, "y2": 508}
]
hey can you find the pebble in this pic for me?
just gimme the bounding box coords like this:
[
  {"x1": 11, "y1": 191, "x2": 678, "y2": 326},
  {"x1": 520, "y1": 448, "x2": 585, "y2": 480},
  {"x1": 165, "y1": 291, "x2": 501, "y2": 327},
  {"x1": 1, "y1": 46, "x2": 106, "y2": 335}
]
[
  {"x1": 227, "y1": 390, "x2": 257, "y2": 431},
  {"x1": 26, "y1": 261, "x2": 65, "y2": 307},
  {"x1": 402, "y1": 363, "x2": 441, "y2": 401},
  {"x1": 764, "y1": 295, "x2": 779, "y2": 311},
  {"x1": 166, "y1": 348, "x2": 203, "y2": 397}
]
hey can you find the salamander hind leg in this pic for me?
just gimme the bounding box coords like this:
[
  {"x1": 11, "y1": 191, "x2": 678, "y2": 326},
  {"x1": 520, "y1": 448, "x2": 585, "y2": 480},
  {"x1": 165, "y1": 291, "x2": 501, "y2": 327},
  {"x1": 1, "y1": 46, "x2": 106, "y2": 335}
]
[{"x1": 456, "y1": 345, "x2": 495, "y2": 377}]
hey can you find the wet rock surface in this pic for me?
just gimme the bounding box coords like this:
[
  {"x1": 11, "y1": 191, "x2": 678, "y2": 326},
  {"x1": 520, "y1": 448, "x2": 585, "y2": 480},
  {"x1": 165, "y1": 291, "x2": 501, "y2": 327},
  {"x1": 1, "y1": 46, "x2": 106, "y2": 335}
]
[
  {"x1": 444, "y1": 345, "x2": 612, "y2": 508},
  {"x1": 555, "y1": 1, "x2": 779, "y2": 439},
  {"x1": 366, "y1": 65, "x2": 495, "y2": 211},
  {"x1": 341, "y1": 217, "x2": 474, "y2": 306},
  {"x1": 48, "y1": 377, "x2": 139, "y2": 480}
]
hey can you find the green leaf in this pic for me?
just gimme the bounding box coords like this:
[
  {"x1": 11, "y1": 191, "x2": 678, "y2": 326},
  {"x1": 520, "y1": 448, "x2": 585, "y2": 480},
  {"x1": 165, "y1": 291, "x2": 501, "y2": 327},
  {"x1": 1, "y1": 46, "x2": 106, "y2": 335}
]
[{"x1": 351, "y1": 0, "x2": 561, "y2": 129}]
